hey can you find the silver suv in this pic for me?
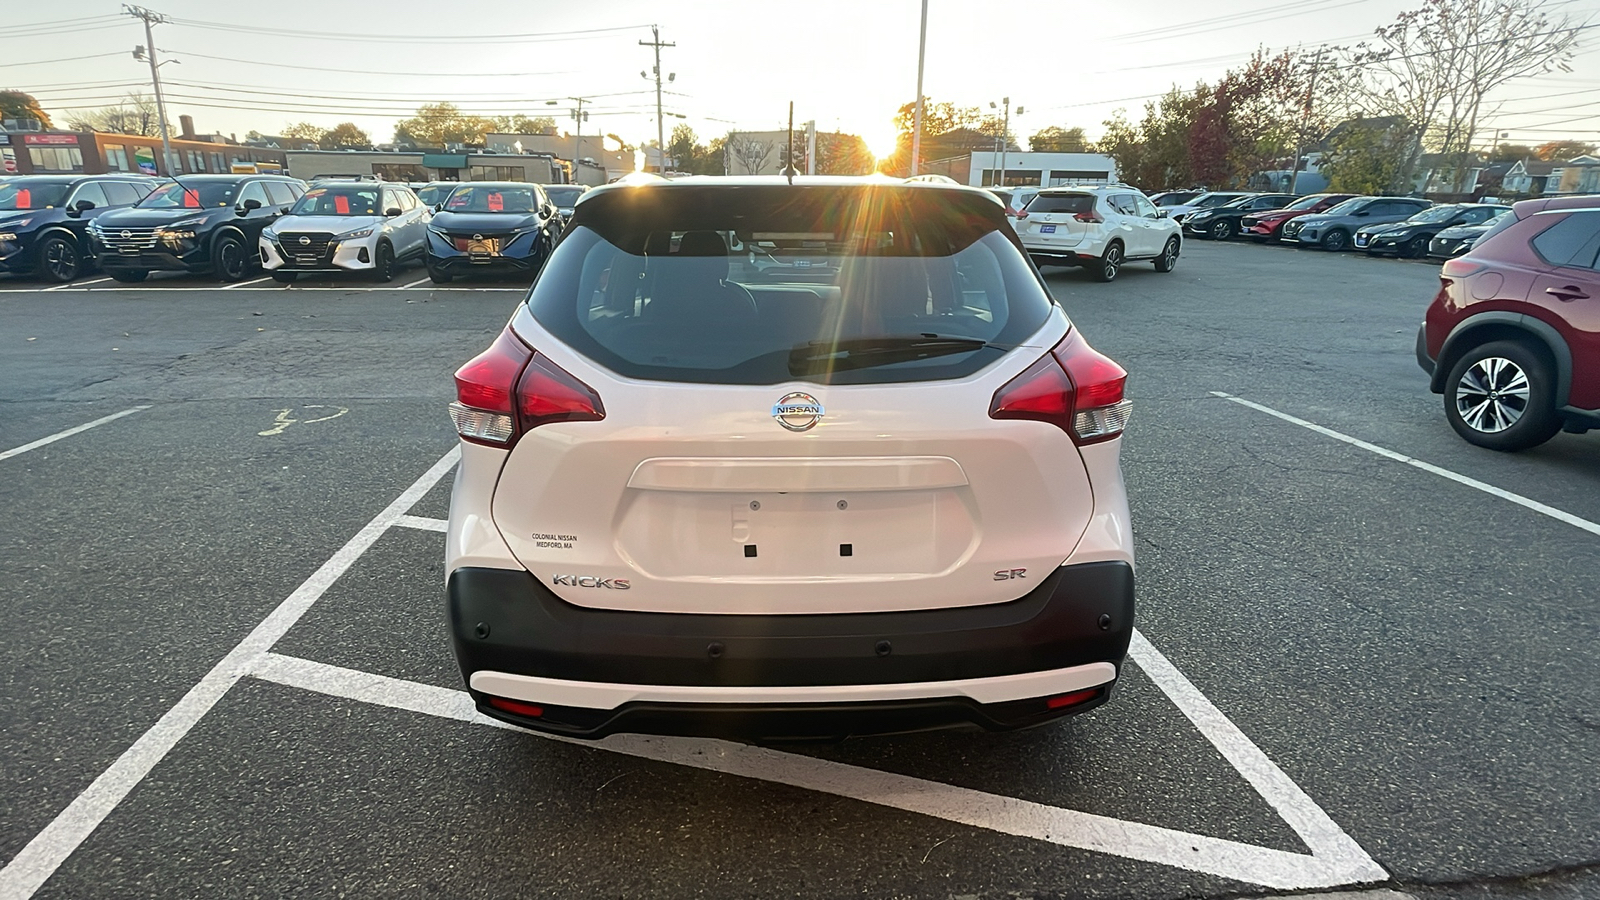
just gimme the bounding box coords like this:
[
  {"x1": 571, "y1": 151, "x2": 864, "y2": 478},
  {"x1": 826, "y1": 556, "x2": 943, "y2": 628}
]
[{"x1": 1017, "y1": 185, "x2": 1182, "y2": 282}]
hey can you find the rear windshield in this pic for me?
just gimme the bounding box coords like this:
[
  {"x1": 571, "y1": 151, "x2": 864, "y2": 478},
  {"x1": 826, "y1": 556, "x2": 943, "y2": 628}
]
[
  {"x1": 527, "y1": 186, "x2": 1055, "y2": 385},
  {"x1": 417, "y1": 184, "x2": 451, "y2": 206},
  {"x1": 0, "y1": 180, "x2": 71, "y2": 210},
  {"x1": 1024, "y1": 193, "x2": 1094, "y2": 215},
  {"x1": 290, "y1": 186, "x2": 381, "y2": 216},
  {"x1": 545, "y1": 187, "x2": 585, "y2": 206}
]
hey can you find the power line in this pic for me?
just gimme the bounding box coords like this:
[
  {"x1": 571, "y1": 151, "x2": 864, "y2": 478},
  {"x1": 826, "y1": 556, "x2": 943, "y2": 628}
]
[
  {"x1": 166, "y1": 16, "x2": 649, "y2": 44},
  {"x1": 1, "y1": 51, "x2": 134, "y2": 67},
  {"x1": 165, "y1": 49, "x2": 576, "y2": 79}
]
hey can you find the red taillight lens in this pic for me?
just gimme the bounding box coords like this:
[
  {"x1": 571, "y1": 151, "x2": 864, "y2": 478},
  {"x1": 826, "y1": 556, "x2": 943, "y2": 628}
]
[
  {"x1": 1016, "y1": 209, "x2": 1029, "y2": 219},
  {"x1": 989, "y1": 332, "x2": 1130, "y2": 444},
  {"x1": 486, "y1": 696, "x2": 544, "y2": 718},
  {"x1": 516, "y1": 352, "x2": 605, "y2": 429},
  {"x1": 455, "y1": 329, "x2": 531, "y2": 414},
  {"x1": 1074, "y1": 212, "x2": 1103, "y2": 223},
  {"x1": 1440, "y1": 258, "x2": 1486, "y2": 279},
  {"x1": 450, "y1": 327, "x2": 604, "y2": 445}
]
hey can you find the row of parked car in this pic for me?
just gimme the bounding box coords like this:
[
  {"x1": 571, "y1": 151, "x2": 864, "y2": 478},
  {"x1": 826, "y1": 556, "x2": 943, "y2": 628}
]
[{"x1": 0, "y1": 172, "x2": 590, "y2": 285}]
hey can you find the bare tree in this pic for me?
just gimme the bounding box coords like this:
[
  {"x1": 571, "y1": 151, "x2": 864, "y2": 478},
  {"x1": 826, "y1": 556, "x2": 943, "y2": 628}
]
[
  {"x1": 725, "y1": 134, "x2": 774, "y2": 175},
  {"x1": 1342, "y1": 0, "x2": 1583, "y2": 193},
  {"x1": 67, "y1": 92, "x2": 161, "y2": 136}
]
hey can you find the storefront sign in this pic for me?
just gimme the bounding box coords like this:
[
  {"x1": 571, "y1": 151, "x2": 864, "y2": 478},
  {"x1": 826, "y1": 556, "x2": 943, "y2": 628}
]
[
  {"x1": 23, "y1": 134, "x2": 79, "y2": 146},
  {"x1": 134, "y1": 145, "x2": 158, "y2": 175}
]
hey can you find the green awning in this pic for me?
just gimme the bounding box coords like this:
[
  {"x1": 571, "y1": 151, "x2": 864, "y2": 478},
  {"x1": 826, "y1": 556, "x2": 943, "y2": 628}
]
[{"x1": 422, "y1": 154, "x2": 468, "y2": 168}]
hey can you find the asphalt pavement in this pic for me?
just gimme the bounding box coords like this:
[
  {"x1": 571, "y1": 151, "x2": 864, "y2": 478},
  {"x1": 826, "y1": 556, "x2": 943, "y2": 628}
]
[{"x1": 0, "y1": 244, "x2": 1595, "y2": 899}]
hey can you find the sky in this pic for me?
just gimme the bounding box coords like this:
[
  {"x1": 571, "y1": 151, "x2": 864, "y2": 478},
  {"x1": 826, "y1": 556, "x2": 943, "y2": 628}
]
[{"x1": 5, "y1": 0, "x2": 1600, "y2": 156}]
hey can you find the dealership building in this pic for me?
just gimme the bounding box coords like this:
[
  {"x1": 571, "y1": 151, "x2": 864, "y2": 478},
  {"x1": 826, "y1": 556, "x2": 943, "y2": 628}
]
[
  {"x1": 0, "y1": 117, "x2": 288, "y2": 177},
  {"x1": 920, "y1": 151, "x2": 1119, "y2": 188}
]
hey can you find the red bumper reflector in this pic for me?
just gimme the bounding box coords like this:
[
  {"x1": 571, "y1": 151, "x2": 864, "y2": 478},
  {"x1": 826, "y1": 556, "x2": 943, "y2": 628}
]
[
  {"x1": 1045, "y1": 688, "x2": 1101, "y2": 710},
  {"x1": 487, "y1": 696, "x2": 544, "y2": 718}
]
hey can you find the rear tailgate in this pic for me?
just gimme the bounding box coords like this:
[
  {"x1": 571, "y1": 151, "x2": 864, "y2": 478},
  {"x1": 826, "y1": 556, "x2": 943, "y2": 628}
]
[
  {"x1": 1020, "y1": 193, "x2": 1094, "y2": 248},
  {"x1": 489, "y1": 307, "x2": 1096, "y2": 616}
]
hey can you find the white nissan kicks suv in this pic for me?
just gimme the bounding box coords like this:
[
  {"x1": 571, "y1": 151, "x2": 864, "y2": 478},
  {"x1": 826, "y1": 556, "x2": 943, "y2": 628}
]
[
  {"x1": 1017, "y1": 185, "x2": 1181, "y2": 282},
  {"x1": 445, "y1": 177, "x2": 1136, "y2": 740},
  {"x1": 260, "y1": 181, "x2": 429, "y2": 282}
]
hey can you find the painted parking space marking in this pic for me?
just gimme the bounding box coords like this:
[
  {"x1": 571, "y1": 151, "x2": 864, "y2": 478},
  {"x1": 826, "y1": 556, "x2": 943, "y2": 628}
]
[
  {"x1": 247, "y1": 650, "x2": 1386, "y2": 891},
  {"x1": 222, "y1": 276, "x2": 274, "y2": 290},
  {"x1": 1212, "y1": 391, "x2": 1600, "y2": 538},
  {"x1": 0, "y1": 406, "x2": 151, "y2": 463},
  {"x1": 0, "y1": 444, "x2": 1386, "y2": 897},
  {"x1": 0, "y1": 448, "x2": 460, "y2": 900},
  {"x1": 396, "y1": 277, "x2": 432, "y2": 289}
]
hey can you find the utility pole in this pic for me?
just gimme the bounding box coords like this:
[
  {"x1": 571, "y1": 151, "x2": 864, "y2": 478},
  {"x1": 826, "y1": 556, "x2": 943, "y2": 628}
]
[
  {"x1": 786, "y1": 101, "x2": 795, "y2": 184},
  {"x1": 640, "y1": 26, "x2": 675, "y2": 173},
  {"x1": 1288, "y1": 46, "x2": 1324, "y2": 195},
  {"x1": 806, "y1": 120, "x2": 816, "y2": 175},
  {"x1": 910, "y1": 0, "x2": 928, "y2": 175},
  {"x1": 572, "y1": 96, "x2": 589, "y2": 184},
  {"x1": 125, "y1": 5, "x2": 172, "y2": 176}
]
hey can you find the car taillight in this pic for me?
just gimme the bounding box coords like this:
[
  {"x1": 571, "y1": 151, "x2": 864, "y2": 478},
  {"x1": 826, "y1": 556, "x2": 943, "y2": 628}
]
[
  {"x1": 1440, "y1": 258, "x2": 1486, "y2": 280},
  {"x1": 989, "y1": 332, "x2": 1130, "y2": 444},
  {"x1": 1074, "y1": 211, "x2": 1103, "y2": 224},
  {"x1": 450, "y1": 327, "x2": 604, "y2": 446},
  {"x1": 1015, "y1": 209, "x2": 1028, "y2": 219}
]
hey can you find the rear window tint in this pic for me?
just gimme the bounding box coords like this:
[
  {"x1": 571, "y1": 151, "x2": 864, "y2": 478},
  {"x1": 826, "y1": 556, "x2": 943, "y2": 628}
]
[
  {"x1": 1025, "y1": 193, "x2": 1094, "y2": 215},
  {"x1": 1530, "y1": 211, "x2": 1600, "y2": 268},
  {"x1": 527, "y1": 186, "x2": 1055, "y2": 386}
]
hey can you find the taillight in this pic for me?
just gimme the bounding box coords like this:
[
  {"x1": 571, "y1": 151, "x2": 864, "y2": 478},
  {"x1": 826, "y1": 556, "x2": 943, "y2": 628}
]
[
  {"x1": 989, "y1": 332, "x2": 1130, "y2": 444},
  {"x1": 450, "y1": 327, "x2": 604, "y2": 446},
  {"x1": 1440, "y1": 258, "x2": 1486, "y2": 280},
  {"x1": 1074, "y1": 211, "x2": 1103, "y2": 224},
  {"x1": 1015, "y1": 209, "x2": 1029, "y2": 219}
]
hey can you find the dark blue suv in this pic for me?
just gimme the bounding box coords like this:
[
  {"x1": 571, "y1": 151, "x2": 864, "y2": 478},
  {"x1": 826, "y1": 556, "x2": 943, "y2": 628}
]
[
  {"x1": 425, "y1": 182, "x2": 558, "y2": 283},
  {"x1": 0, "y1": 175, "x2": 159, "y2": 282}
]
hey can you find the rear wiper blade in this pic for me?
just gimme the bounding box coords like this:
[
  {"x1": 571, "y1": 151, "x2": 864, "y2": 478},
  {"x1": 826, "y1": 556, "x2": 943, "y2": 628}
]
[{"x1": 788, "y1": 334, "x2": 996, "y2": 374}]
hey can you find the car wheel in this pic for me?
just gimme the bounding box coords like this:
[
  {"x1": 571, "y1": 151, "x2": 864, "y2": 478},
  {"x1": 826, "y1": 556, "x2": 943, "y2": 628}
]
[
  {"x1": 37, "y1": 234, "x2": 82, "y2": 283},
  {"x1": 270, "y1": 271, "x2": 297, "y2": 284},
  {"x1": 1209, "y1": 220, "x2": 1235, "y2": 240},
  {"x1": 1320, "y1": 229, "x2": 1350, "y2": 252},
  {"x1": 1402, "y1": 235, "x2": 1429, "y2": 259},
  {"x1": 107, "y1": 269, "x2": 148, "y2": 283},
  {"x1": 372, "y1": 242, "x2": 395, "y2": 282},
  {"x1": 1154, "y1": 237, "x2": 1180, "y2": 273},
  {"x1": 213, "y1": 234, "x2": 247, "y2": 282},
  {"x1": 1092, "y1": 242, "x2": 1122, "y2": 282},
  {"x1": 427, "y1": 265, "x2": 453, "y2": 284},
  {"x1": 1443, "y1": 340, "x2": 1562, "y2": 452}
]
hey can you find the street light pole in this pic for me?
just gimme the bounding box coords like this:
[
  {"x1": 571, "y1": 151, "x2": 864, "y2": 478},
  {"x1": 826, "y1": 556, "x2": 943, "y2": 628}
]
[
  {"x1": 910, "y1": 0, "x2": 928, "y2": 176},
  {"x1": 125, "y1": 5, "x2": 172, "y2": 176},
  {"x1": 572, "y1": 96, "x2": 589, "y2": 183},
  {"x1": 640, "y1": 26, "x2": 675, "y2": 173}
]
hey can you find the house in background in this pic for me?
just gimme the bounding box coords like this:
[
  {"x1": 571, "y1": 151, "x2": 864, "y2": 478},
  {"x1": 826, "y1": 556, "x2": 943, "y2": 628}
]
[
  {"x1": 1548, "y1": 155, "x2": 1600, "y2": 195},
  {"x1": 1501, "y1": 159, "x2": 1557, "y2": 196}
]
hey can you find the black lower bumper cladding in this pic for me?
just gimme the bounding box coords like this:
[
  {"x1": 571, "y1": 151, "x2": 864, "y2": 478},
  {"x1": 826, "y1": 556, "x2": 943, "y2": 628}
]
[{"x1": 448, "y1": 561, "x2": 1135, "y2": 739}]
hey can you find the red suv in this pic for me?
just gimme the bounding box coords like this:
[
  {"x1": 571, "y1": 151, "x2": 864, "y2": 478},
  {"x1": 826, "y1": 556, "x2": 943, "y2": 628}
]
[
  {"x1": 1241, "y1": 193, "x2": 1357, "y2": 242},
  {"x1": 1417, "y1": 196, "x2": 1600, "y2": 451}
]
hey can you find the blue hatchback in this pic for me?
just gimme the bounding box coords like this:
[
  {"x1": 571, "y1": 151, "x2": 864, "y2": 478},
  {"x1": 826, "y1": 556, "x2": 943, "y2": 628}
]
[{"x1": 425, "y1": 182, "x2": 559, "y2": 283}]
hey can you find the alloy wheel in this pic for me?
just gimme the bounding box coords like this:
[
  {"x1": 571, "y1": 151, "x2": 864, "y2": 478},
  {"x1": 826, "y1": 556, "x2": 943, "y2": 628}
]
[
  {"x1": 1454, "y1": 357, "x2": 1530, "y2": 434},
  {"x1": 44, "y1": 239, "x2": 78, "y2": 282}
]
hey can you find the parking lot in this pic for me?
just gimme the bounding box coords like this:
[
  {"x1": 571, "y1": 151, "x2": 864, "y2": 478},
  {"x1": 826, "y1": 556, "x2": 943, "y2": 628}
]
[{"x1": 1, "y1": 242, "x2": 1596, "y2": 899}]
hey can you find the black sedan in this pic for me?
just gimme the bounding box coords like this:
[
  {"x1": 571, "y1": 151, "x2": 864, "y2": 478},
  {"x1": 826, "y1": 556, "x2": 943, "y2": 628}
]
[
  {"x1": 1353, "y1": 203, "x2": 1508, "y2": 258},
  {"x1": 425, "y1": 183, "x2": 558, "y2": 283},
  {"x1": 1181, "y1": 193, "x2": 1297, "y2": 240},
  {"x1": 0, "y1": 175, "x2": 158, "y2": 282},
  {"x1": 1426, "y1": 213, "x2": 1511, "y2": 259}
]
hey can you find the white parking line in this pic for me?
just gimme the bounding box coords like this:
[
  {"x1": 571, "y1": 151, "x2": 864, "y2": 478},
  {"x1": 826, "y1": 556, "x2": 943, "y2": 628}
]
[
  {"x1": 0, "y1": 448, "x2": 461, "y2": 899},
  {"x1": 0, "y1": 440, "x2": 1387, "y2": 896},
  {"x1": 0, "y1": 407, "x2": 151, "y2": 463},
  {"x1": 1212, "y1": 391, "x2": 1600, "y2": 538},
  {"x1": 396, "y1": 277, "x2": 431, "y2": 289},
  {"x1": 222, "y1": 276, "x2": 274, "y2": 290},
  {"x1": 247, "y1": 650, "x2": 1385, "y2": 891}
]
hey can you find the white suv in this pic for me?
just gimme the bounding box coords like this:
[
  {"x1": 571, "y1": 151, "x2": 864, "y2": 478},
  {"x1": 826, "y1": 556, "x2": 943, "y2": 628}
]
[
  {"x1": 1017, "y1": 185, "x2": 1181, "y2": 282},
  {"x1": 260, "y1": 181, "x2": 429, "y2": 282},
  {"x1": 444, "y1": 177, "x2": 1137, "y2": 741}
]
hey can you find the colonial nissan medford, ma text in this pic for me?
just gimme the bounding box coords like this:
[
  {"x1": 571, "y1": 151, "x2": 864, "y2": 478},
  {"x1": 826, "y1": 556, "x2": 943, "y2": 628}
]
[{"x1": 444, "y1": 176, "x2": 1137, "y2": 740}]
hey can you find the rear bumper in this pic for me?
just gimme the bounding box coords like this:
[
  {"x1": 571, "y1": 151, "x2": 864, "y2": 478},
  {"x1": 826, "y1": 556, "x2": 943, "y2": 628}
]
[
  {"x1": 1416, "y1": 322, "x2": 1436, "y2": 377},
  {"x1": 448, "y1": 560, "x2": 1135, "y2": 739}
]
